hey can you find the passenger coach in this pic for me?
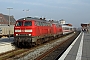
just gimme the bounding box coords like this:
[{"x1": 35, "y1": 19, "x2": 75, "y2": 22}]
[{"x1": 61, "y1": 25, "x2": 74, "y2": 34}]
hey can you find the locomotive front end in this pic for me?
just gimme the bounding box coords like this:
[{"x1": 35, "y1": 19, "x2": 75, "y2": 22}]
[{"x1": 14, "y1": 19, "x2": 34, "y2": 47}]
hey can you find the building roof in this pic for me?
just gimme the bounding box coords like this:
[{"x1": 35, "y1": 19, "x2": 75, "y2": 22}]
[
  {"x1": 0, "y1": 13, "x2": 16, "y2": 25},
  {"x1": 3, "y1": 14, "x2": 15, "y2": 22}
]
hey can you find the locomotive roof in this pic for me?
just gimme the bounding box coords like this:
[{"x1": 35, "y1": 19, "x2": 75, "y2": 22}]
[
  {"x1": 17, "y1": 17, "x2": 48, "y2": 22},
  {"x1": 17, "y1": 17, "x2": 61, "y2": 24}
]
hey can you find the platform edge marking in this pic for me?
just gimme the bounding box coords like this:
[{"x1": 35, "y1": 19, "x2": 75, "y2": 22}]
[
  {"x1": 58, "y1": 32, "x2": 82, "y2": 60},
  {"x1": 75, "y1": 33, "x2": 84, "y2": 60}
]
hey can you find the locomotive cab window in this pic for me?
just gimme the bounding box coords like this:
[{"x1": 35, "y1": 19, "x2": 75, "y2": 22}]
[
  {"x1": 24, "y1": 21, "x2": 32, "y2": 26},
  {"x1": 16, "y1": 21, "x2": 23, "y2": 26}
]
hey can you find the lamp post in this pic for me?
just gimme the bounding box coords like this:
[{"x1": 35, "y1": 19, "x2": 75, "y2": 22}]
[
  {"x1": 7, "y1": 8, "x2": 13, "y2": 40},
  {"x1": 23, "y1": 9, "x2": 29, "y2": 17}
]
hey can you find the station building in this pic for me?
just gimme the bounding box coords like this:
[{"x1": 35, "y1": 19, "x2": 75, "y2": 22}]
[
  {"x1": 81, "y1": 23, "x2": 90, "y2": 32},
  {"x1": 60, "y1": 19, "x2": 72, "y2": 26},
  {"x1": 0, "y1": 13, "x2": 16, "y2": 25}
]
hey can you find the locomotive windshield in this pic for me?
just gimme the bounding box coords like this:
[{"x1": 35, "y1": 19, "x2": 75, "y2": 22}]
[
  {"x1": 16, "y1": 21, "x2": 23, "y2": 26},
  {"x1": 24, "y1": 21, "x2": 32, "y2": 26},
  {"x1": 15, "y1": 21, "x2": 32, "y2": 26}
]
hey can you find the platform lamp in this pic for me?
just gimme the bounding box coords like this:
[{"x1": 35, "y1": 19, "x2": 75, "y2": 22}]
[
  {"x1": 7, "y1": 8, "x2": 13, "y2": 40},
  {"x1": 23, "y1": 9, "x2": 29, "y2": 18}
]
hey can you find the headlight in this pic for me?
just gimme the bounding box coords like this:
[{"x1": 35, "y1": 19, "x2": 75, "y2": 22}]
[
  {"x1": 16, "y1": 34, "x2": 18, "y2": 36},
  {"x1": 25, "y1": 30, "x2": 32, "y2": 32},
  {"x1": 15, "y1": 30, "x2": 21, "y2": 32},
  {"x1": 29, "y1": 34, "x2": 31, "y2": 36}
]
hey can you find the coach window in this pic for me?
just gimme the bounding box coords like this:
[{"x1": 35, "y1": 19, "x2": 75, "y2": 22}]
[
  {"x1": 24, "y1": 21, "x2": 32, "y2": 26},
  {"x1": 40, "y1": 22, "x2": 43, "y2": 26},
  {"x1": 39, "y1": 22, "x2": 41, "y2": 26},
  {"x1": 45, "y1": 23, "x2": 47, "y2": 26},
  {"x1": 70, "y1": 28, "x2": 72, "y2": 30},
  {"x1": 35, "y1": 21, "x2": 37, "y2": 26},
  {"x1": 43, "y1": 22, "x2": 45, "y2": 26},
  {"x1": 65, "y1": 27, "x2": 69, "y2": 30},
  {"x1": 39, "y1": 22, "x2": 42, "y2": 26},
  {"x1": 35, "y1": 21, "x2": 39, "y2": 26},
  {"x1": 48, "y1": 23, "x2": 50, "y2": 26},
  {"x1": 47, "y1": 23, "x2": 49, "y2": 26},
  {"x1": 16, "y1": 21, "x2": 22, "y2": 26},
  {"x1": 59, "y1": 25, "x2": 61, "y2": 27},
  {"x1": 38, "y1": 22, "x2": 40, "y2": 26},
  {"x1": 37, "y1": 22, "x2": 40, "y2": 26},
  {"x1": 35, "y1": 21, "x2": 38, "y2": 26},
  {"x1": 45, "y1": 23, "x2": 46, "y2": 26},
  {"x1": 41, "y1": 22, "x2": 43, "y2": 26},
  {"x1": 57, "y1": 24, "x2": 59, "y2": 27}
]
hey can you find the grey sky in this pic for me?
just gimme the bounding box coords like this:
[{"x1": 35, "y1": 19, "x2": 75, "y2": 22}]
[{"x1": 0, "y1": 0, "x2": 90, "y2": 27}]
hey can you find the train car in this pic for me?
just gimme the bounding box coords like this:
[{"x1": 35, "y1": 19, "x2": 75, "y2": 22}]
[
  {"x1": 0, "y1": 25, "x2": 14, "y2": 38},
  {"x1": 61, "y1": 25, "x2": 74, "y2": 35},
  {"x1": 14, "y1": 17, "x2": 63, "y2": 47},
  {"x1": 50, "y1": 21, "x2": 63, "y2": 38}
]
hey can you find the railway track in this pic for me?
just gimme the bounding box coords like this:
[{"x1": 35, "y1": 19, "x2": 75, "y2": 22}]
[
  {"x1": 0, "y1": 31, "x2": 80, "y2": 60},
  {"x1": 36, "y1": 31, "x2": 80, "y2": 60},
  {"x1": 0, "y1": 48, "x2": 29, "y2": 60}
]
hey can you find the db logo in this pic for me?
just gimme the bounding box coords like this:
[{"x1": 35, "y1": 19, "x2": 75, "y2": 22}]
[{"x1": 21, "y1": 30, "x2": 25, "y2": 32}]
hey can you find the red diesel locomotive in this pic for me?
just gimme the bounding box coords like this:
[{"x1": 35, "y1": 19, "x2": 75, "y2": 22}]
[{"x1": 14, "y1": 17, "x2": 73, "y2": 47}]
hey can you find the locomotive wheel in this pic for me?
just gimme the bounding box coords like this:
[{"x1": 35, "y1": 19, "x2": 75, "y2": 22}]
[{"x1": 36, "y1": 39, "x2": 42, "y2": 45}]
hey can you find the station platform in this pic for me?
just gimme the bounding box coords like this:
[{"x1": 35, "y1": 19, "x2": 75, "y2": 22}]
[{"x1": 58, "y1": 32, "x2": 90, "y2": 60}]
